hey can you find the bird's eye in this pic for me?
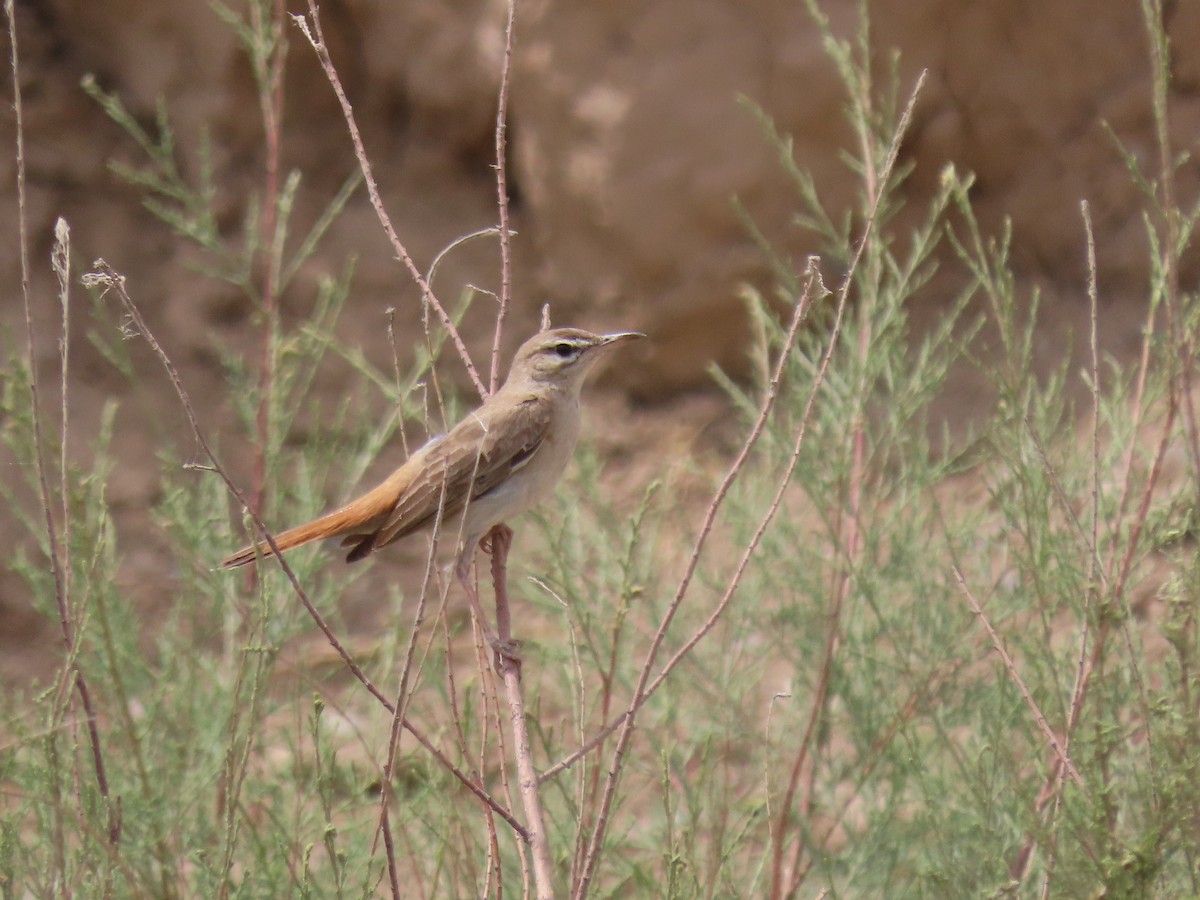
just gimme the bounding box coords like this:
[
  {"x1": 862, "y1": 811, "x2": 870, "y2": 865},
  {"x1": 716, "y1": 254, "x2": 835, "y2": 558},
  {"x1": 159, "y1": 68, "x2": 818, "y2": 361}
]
[{"x1": 554, "y1": 342, "x2": 575, "y2": 358}]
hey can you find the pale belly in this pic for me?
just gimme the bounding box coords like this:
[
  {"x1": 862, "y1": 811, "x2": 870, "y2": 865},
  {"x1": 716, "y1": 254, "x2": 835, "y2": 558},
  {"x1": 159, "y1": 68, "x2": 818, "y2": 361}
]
[{"x1": 459, "y1": 427, "x2": 578, "y2": 546}]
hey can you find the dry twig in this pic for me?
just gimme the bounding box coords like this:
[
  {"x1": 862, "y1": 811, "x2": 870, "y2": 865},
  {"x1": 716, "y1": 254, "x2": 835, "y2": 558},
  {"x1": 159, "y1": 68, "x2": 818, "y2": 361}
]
[
  {"x1": 83, "y1": 261, "x2": 525, "y2": 839},
  {"x1": 6, "y1": 0, "x2": 121, "y2": 853},
  {"x1": 293, "y1": 3, "x2": 486, "y2": 399}
]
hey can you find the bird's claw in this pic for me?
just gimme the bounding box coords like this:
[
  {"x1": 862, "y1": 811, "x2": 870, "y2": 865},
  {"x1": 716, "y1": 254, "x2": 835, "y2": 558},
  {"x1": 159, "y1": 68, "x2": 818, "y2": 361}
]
[
  {"x1": 491, "y1": 637, "x2": 523, "y2": 673},
  {"x1": 479, "y1": 524, "x2": 514, "y2": 556}
]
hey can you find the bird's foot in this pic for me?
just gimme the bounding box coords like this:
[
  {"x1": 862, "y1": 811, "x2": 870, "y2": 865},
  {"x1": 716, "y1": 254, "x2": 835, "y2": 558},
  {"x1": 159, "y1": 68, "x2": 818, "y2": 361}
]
[
  {"x1": 491, "y1": 637, "x2": 524, "y2": 674},
  {"x1": 479, "y1": 523, "x2": 514, "y2": 556}
]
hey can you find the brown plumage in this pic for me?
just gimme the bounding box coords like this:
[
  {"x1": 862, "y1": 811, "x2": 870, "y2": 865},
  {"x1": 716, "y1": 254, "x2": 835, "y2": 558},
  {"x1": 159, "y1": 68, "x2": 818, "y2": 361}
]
[{"x1": 220, "y1": 328, "x2": 641, "y2": 575}]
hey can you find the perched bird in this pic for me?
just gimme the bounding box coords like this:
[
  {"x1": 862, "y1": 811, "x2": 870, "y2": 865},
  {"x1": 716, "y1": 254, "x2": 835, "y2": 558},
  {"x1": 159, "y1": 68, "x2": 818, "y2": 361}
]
[{"x1": 222, "y1": 327, "x2": 643, "y2": 645}]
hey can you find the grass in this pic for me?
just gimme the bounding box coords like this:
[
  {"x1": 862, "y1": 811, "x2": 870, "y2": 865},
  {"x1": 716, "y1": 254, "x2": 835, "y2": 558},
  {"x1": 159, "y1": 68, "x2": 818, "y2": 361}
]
[{"x1": 3, "y1": 0, "x2": 1200, "y2": 897}]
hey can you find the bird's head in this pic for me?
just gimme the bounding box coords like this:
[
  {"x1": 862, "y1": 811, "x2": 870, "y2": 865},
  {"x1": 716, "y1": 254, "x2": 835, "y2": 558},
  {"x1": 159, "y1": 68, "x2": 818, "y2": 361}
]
[{"x1": 507, "y1": 327, "x2": 644, "y2": 391}]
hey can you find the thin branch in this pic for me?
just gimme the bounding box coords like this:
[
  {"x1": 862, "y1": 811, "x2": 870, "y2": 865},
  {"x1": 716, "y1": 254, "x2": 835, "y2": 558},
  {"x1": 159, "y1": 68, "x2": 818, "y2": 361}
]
[
  {"x1": 573, "y1": 70, "x2": 927, "y2": 900},
  {"x1": 490, "y1": 525, "x2": 556, "y2": 898},
  {"x1": 6, "y1": 0, "x2": 120, "y2": 849},
  {"x1": 642, "y1": 267, "x2": 821, "y2": 702},
  {"x1": 53, "y1": 218, "x2": 71, "y2": 628},
  {"x1": 1083, "y1": 200, "x2": 1102, "y2": 644},
  {"x1": 542, "y1": 266, "x2": 821, "y2": 791},
  {"x1": 374, "y1": 484, "x2": 457, "y2": 894},
  {"x1": 778, "y1": 68, "x2": 923, "y2": 895},
  {"x1": 952, "y1": 568, "x2": 1084, "y2": 789},
  {"x1": 1043, "y1": 200, "x2": 1105, "y2": 897},
  {"x1": 572, "y1": 262, "x2": 822, "y2": 896},
  {"x1": 249, "y1": 0, "x2": 288, "y2": 547},
  {"x1": 428, "y1": 227, "x2": 504, "y2": 290},
  {"x1": 1060, "y1": 393, "x2": 1176, "y2": 771},
  {"x1": 489, "y1": 0, "x2": 517, "y2": 392},
  {"x1": 293, "y1": 3, "x2": 486, "y2": 398},
  {"x1": 1022, "y1": 409, "x2": 1109, "y2": 591},
  {"x1": 1066, "y1": 202, "x2": 1103, "y2": 737},
  {"x1": 83, "y1": 261, "x2": 525, "y2": 838},
  {"x1": 1142, "y1": 0, "x2": 1200, "y2": 494},
  {"x1": 1107, "y1": 262, "x2": 1162, "y2": 573}
]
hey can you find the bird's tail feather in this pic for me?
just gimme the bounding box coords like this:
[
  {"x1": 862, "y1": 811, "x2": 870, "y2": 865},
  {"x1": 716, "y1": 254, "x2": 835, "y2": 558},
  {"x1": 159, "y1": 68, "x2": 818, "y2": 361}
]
[{"x1": 220, "y1": 475, "x2": 405, "y2": 569}]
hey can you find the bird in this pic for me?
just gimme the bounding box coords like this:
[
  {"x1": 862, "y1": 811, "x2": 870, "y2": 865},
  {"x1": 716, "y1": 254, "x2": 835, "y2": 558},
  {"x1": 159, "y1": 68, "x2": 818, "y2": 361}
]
[{"x1": 221, "y1": 327, "x2": 643, "y2": 647}]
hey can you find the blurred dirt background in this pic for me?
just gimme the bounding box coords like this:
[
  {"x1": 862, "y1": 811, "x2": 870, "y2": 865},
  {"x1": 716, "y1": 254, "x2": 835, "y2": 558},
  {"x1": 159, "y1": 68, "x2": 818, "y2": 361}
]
[{"x1": 2, "y1": 0, "x2": 1198, "y2": 681}]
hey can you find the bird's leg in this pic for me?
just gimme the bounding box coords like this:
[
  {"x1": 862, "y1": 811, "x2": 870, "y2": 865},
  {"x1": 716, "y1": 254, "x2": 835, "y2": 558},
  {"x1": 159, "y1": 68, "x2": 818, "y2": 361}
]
[
  {"x1": 455, "y1": 550, "x2": 521, "y2": 669},
  {"x1": 484, "y1": 524, "x2": 522, "y2": 675}
]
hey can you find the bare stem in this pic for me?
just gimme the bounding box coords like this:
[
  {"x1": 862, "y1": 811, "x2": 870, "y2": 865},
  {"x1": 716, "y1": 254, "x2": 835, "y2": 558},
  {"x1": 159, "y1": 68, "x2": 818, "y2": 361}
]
[
  {"x1": 572, "y1": 263, "x2": 822, "y2": 897},
  {"x1": 953, "y1": 568, "x2": 1084, "y2": 789},
  {"x1": 572, "y1": 71, "x2": 928, "y2": 899},
  {"x1": 249, "y1": 0, "x2": 288, "y2": 551},
  {"x1": 1143, "y1": 0, "x2": 1199, "y2": 491},
  {"x1": 374, "y1": 512, "x2": 444, "y2": 895},
  {"x1": 6, "y1": 0, "x2": 120, "y2": 850},
  {"x1": 490, "y1": 525, "x2": 556, "y2": 897},
  {"x1": 1042, "y1": 200, "x2": 1105, "y2": 897},
  {"x1": 83, "y1": 261, "x2": 525, "y2": 839},
  {"x1": 293, "y1": 3, "x2": 486, "y2": 398},
  {"x1": 489, "y1": 0, "x2": 517, "y2": 392}
]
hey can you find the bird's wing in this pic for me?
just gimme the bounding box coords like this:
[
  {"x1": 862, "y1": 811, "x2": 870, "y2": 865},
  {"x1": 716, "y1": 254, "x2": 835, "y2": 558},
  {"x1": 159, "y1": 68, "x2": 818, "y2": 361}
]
[{"x1": 368, "y1": 394, "x2": 553, "y2": 551}]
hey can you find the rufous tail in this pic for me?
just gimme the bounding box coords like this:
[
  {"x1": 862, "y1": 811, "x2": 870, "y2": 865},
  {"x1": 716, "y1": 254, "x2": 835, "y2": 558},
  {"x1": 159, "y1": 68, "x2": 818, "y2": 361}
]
[{"x1": 220, "y1": 471, "x2": 407, "y2": 569}]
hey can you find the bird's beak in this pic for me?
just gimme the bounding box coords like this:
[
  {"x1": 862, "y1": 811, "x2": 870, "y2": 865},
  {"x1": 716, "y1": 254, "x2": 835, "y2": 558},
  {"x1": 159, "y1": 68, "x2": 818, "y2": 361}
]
[{"x1": 599, "y1": 331, "x2": 645, "y2": 348}]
